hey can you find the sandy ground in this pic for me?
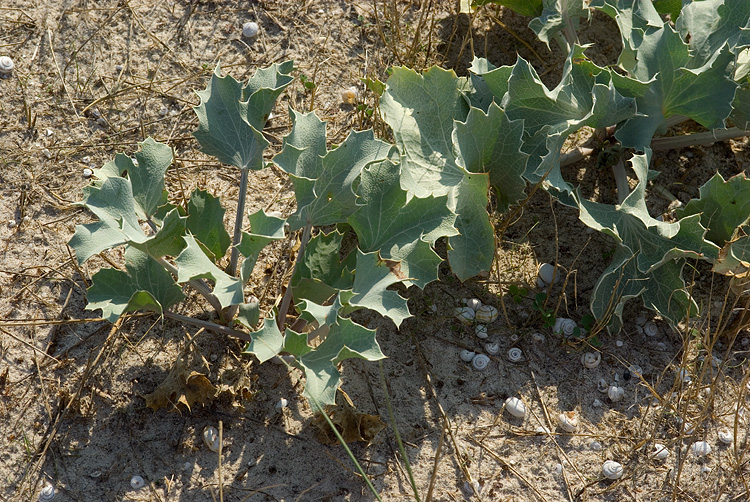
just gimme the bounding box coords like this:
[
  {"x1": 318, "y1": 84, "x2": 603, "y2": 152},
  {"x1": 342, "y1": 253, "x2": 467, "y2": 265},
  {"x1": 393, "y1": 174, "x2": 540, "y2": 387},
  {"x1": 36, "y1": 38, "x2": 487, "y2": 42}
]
[{"x1": 1, "y1": 1, "x2": 750, "y2": 501}]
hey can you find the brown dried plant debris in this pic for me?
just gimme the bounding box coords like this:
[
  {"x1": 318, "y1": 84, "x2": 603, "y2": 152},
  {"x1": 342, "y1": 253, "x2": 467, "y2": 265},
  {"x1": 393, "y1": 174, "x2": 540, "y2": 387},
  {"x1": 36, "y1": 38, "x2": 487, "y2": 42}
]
[{"x1": 311, "y1": 402, "x2": 386, "y2": 444}]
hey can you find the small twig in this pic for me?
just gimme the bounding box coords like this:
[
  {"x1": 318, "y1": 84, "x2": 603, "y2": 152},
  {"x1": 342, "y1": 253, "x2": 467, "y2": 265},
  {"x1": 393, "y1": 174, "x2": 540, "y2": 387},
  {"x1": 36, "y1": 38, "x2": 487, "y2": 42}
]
[{"x1": 163, "y1": 311, "x2": 253, "y2": 342}]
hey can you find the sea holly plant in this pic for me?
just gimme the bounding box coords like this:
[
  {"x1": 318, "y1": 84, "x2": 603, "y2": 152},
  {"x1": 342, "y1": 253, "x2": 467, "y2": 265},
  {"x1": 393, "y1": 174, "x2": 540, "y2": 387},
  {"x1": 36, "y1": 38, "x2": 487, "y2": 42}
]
[{"x1": 70, "y1": 0, "x2": 750, "y2": 408}]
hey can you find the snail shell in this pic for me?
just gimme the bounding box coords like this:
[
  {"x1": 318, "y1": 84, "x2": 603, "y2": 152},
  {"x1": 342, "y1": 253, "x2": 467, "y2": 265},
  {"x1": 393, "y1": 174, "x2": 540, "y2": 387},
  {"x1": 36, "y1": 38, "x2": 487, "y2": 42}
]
[
  {"x1": 581, "y1": 352, "x2": 601, "y2": 369},
  {"x1": 39, "y1": 484, "x2": 55, "y2": 501},
  {"x1": 652, "y1": 443, "x2": 669, "y2": 460},
  {"x1": 589, "y1": 440, "x2": 603, "y2": 451},
  {"x1": 627, "y1": 364, "x2": 643, "y2": 377},
  {"x1": 643, "y1": 321, "x2": 659, "y2": 337},
  {"x1": 558, "y1": 411, "x2": 578, "y2": 433},
  {"x1": 484, "y1": 341, "x2": 500, "y2": 355},
  {"x1": 275, "y1": 398, "x2": 288, "y2": 409},
  {"x1": 460, "y1": 349, "x2": 476, "y2": 362},
  {"x1": 602, "y1": 460, "x2": 623, "y2": 480},
  {"x1": 504, "y1": 397, "x2": 526, "y2": 418},
  {"x1": 507, "y1": 347, "x2": 523, "y2": 363},
  {"x1": 462, "y1": 480, "x2": 481, "y2": 495},
  {"x1": 471, "y1": 353, "x2": 490, "y2": 371},
  {"x1": 677, "y1": 368, "x2": 691, "y2": 383},
  {"x1": 608, "y1": 385, "x2": 625, "y2": 402},
  {"x1": 690, "y1": 441, "x2": 711, "y2": 457},
  {"x1": 597, "y1": 378, "x2": 609, "y2": 393},
  {"x1": 475, "y1": 305, "x2": 498, "y2": 323},
  {"x1": 130, "y1": 475, "x2": 145, "y2": 490},
  {"x1": 242, "y1": 21, "x2": 259, "y2": 38},
  {"x1": 718, "y1": 428, "x2": 733, "y2": 445},
  {"x1": 0, "y1": 56, "x2": 14, "y2": 76},
  {"x1": 475, "y1": 324, "x2": 488, "y2": 339},
  {"x1": 203, "y1": 426, "x2": 221, "y2": 452},
  {"x1": 341, "y1": 87, "x2": 358, "y2": 105},
  {"x1": 538, "y1": 262, "x2": 559, "y2": 286},
  {"x1": 634, "y1": 313, "x2": 648, "y2": 326},
  {"x1": 466, "y1": 298, "x2": 482, "y2": 311},
  {"x1": 454, "y1": 306, "x2": 475, "y2": 325},
  {"x1": 553, "y1": 317, "x2": 577, "y2": 337}
]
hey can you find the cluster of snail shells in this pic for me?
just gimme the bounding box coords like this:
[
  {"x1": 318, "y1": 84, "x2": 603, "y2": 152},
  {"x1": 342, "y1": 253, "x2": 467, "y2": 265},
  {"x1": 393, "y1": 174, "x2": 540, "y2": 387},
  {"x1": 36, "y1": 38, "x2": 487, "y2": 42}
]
[{"x1": 459, "y1": 349, "x2": 491, "y2": 371}]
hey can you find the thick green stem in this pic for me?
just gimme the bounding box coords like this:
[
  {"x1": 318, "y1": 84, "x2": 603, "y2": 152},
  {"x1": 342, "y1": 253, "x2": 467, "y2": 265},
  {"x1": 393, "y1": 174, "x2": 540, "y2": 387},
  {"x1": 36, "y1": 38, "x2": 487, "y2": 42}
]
[
  {"x1": 612, "y1": 158, "x2": 630, "y2": 204},
  {"x1": 651, "y1": 127, "x2": 750, "y2": 151},
  {"x1": 276, "y1": 223, "x2": 312, "y2": 331}
]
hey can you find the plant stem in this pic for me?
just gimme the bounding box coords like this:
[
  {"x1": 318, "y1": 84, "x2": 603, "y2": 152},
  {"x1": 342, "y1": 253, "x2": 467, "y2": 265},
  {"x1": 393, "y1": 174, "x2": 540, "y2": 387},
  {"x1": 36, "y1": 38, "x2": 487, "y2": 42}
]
[
  {"x1": 228, "y1": 167, "x2": 249, "y2": 278},
  {"x1": 276, "y1": 223, "x2": 312, "y2": 330},
  {"x1": 651, "y1": 127, "x2": 750, "y2": 151},
  {"x1": 612, "y1": 158, "x2": 630, "y2": 204},
  {"x1": 164, "y1": 310, "x2": 253, "y2": 342},
  {"x1": 155, "y1": 256, "x2": 224, "y2": 314}
]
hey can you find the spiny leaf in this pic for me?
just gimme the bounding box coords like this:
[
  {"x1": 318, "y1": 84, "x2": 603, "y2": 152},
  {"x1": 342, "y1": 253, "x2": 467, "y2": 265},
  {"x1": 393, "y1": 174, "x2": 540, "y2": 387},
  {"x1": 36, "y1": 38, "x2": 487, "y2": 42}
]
[
  {"x1": 453, "y1": 102, "x2": 528, "y2": 211},
  {"x1": 380, "y1": 65, "x2": 469, "y2": 198},
  {"x1": 529, "y1": 0, "x2": 590, "y2": 50},
  {"x1": 291, "y1": 230, "x2": 355, "y2": 305},
  {"x1": 241, "y1": 60, "x2": 295, "y2": 130},
  {"x1": 186, "y1": 189, "x2": 231, "y2": 262},
  {"x1": 175, "y1": 235, "x2": 244, "y2": 308},
  {"x1": 192, "y1": 65, "x2": 269, "y2": 171},
  {"x1": 677, "y1": 0, "x2": 750, "y2": 66},
  {"x1": 447, "y1": 172, "x2": 495, "y2": 281},
  {"x1": 237, "y1": 210, "x2": 287, "y2": 285},
  {"x1": 348, "y1": 250, "x2": 410, "y2": 328},
  {"x1": 299, "y1": 317, "x2": 386, "y2": 405},
  {"x1": 348, "y1": 159, "x2": 458, "y2": 288},
  {"x1": 676, "y1": 172, "x2": 750, "y2": 246},
  {"x1": 241, "y1": 313, "x2": 284, "y2": 363},
  {"x1": 86, "y1": 247, "x2": 185, "y2": 322}
]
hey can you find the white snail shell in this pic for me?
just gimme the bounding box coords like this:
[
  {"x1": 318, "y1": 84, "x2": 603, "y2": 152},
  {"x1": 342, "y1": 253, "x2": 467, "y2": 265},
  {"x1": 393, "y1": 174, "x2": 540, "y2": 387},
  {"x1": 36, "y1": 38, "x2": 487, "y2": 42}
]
[
  {"x1": 242, "y1": 21, "x2": 259, "y2": 38},
  {"x1": 718, "y1": 428, "x2": 734, "y2": 445},
  {"x1": 203, "y1": 426, "x2": 221, "y2": 452},
  {"x1": 471, "y1": 353, "x2": 490, "y2": 371},
  {"x1": 484, "y1": 341, "x2": 500, "y2": 355},
  {"x1": 643, "y1": 321, "x2": 659, "y2": 336},
  {"x1": 0, "y1": 56, "x2": 14, "y2": 76},
  {"x1": 130, "y1": 475, "x2": 145, "y2": 490},
  {"x1": 558, "y1": 411, "x2": 578, "y2": 433},
  {"x1": 466, "y1": 298, "x2": 482, "y2": 311},
  {"x1": 462, "y1": 480, "x2": 481, "y2": 495},
  {"x1": 454, "y1": 306, "x2": 475, "y2": 325},
  {"x1": 597, "y1": 378, "x2": 609, "y2": 393},
  {"x1": 504, "y1": 397, "x2": 526, "y2": 418},
  {"x1": 507, "y1": 347, "x2": 523, "y2": 363},
  {"x1": 475, "y1": 324, "x2": 488, "y2": 339},
  {"x1": 608, "y1": 385, "x2": 625, "y2": 402},
  {"x1": 581, "y1": 352, "x2": 601, "y2": 369},
  {"x1": 690, "y1": 441, "x2": 711, "y2": 457},
  {"x1": 39, "y1": 484, "x2": 55, "y2": 501},
  {"x1": 82, "y1": 168, "x2": 93, "y2": 178},
  {"x1": 460, "y1": 349, "x2": 476, "y2": 362},
  {"x1": 553, "y1": 317, "x2": 577, "y2": 337},
  {"x1": 627, "y1": 364, "x2": 643, "y2": 377},
  {"x1": 475, "y1": 305, "x2": 498, "y2": 323},
  {"x1": 275, "y1": 398, "x2": 288, "y2": 409},
  {"x1": 652, "y1": 443, "x2": 669, "y2": 460},
  {"x1": 538, "y1": 262, "x2": 559, "y2": 286},
  {"x1": 531, "y1": 331, "x2": 546, "y2": 343},
  {"x1": 341, "y1": 87, "x2": 358, "y2": 105},
  {"x1": 589, "y1": 440, "x2": 603, "y2": 451},
  {"x1": 602, "y1": 460, "x2": 623, "y2": 480}
]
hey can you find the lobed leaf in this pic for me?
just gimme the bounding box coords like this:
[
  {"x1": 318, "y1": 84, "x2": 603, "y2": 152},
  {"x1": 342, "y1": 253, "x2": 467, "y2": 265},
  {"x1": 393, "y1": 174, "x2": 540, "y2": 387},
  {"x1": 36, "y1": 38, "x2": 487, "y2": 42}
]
[
  {"x1": 186, "y1": 189, "x2": 232, "y2": 262},
  {"x1": 175, "y1": 235, "x2": 244, "y2": 308},
  {"x1": 237, "y1": 209, "x2": 288, "y2": 285},
  {"x1": 86, "y1": 247, "x2": 185, "y2": 322}
]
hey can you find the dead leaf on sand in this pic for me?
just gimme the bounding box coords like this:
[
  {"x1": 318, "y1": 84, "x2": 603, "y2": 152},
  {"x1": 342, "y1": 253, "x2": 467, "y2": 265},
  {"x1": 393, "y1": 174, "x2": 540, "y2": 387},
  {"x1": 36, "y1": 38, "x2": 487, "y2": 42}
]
[
  {"x1": 143, "y1": 354, "x2": 216, "y2": 412},
  {"x1": 312, "y1": 403, "x2": 386, "y2": 444}
]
